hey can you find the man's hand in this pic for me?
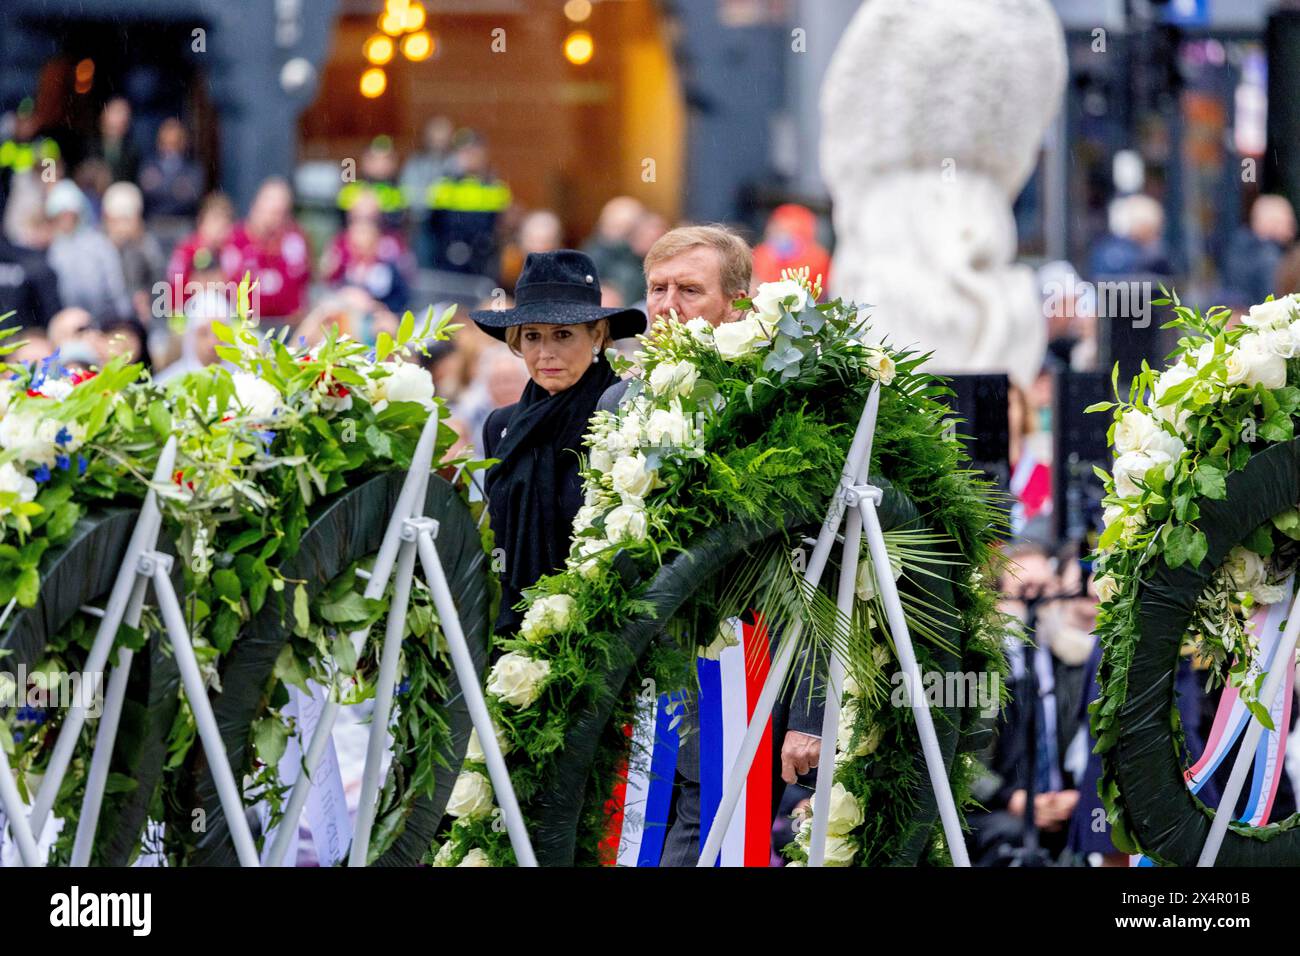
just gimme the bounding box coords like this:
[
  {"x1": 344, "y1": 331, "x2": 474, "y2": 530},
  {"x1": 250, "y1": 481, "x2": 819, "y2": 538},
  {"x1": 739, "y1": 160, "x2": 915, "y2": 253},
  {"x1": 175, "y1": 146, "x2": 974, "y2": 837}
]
[{"x1": 780, "y1": 731, "x2": 821, "y2": 784}]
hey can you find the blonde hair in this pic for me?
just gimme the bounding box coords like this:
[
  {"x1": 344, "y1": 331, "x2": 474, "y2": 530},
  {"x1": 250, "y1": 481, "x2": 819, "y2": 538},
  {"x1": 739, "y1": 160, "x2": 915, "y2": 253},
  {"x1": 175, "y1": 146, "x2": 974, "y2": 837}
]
[
  {"x1": 505, "y1": 318, "x2": 610, "y2": 356},
  {"x1": 643, "y1": 224, "x2": 752, "y2": 298}
]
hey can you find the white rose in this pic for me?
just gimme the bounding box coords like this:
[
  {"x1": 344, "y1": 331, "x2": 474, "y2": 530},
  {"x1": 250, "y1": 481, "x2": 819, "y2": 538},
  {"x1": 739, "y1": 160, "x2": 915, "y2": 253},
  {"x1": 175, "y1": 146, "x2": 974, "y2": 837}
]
[
  {"x1": 684, "y1": 317, "x2": 714, "y2": 345},
  {"x1": 610, "y1": 452, "x2": 659, "y2": 502},
  {"x1": 457, "y1": 847, "x2": 492, "y2": 867},
  {"x1": 486, "y1": 651, "x2": 551, "y2": 709},
  {"x1": 0, "y1": 408, "x2": 57, "y2": 466},
  {"x1": 1244, "y1": 295, "x2": 1300, "y2": 331},
  {"x1": 751, "y1": 278, "x2": 809, "y2": 319},
  {"x1": 231, "y1": 372, "x2": 283, "y2": 421},
  {"x1": 1094, "y1": 574, "x2": 1120, "y2": 604},
  {"x1": 465, "y1": 722, "x2": 512, "y2": 762},
  {"x1": 646, "y1": 405, "x2": 690, "y2": 447},
  {"x1": 1113, "y1": 409, "x2": 1164, "y2": 456},
  {"x1": 1224, "y1": 546, "x2": 1267, "y2": 594},
  {"x1": 823, "y1": 833, "x2": 859, "y2": 866},
  {"x1": 1237, "y1": 333, "x2": 1288, "y2": 389},
  {"x1": 835, "y1": 699, "x2": 882, "y2": 757},
  {"x1": 520, "y1": 593, "x2": 576, "y2": 642},
  {"x1": 810, "y1": 782, "x2": 865, "y2": 837},
  {"x1": 604, "y1": 503, "x2": 648, "y2": 544},
  {"x1": 0, "y1": 462, "x2": 37, "y2": 506},
  {"x1": 572, "y1": 504, "x2": 602, "y2": 535},
  {"x1": 1112, "y1": 450, "x2": 1170, "y2": 498},
  {"x1": 377, "y1": 361, "x2": 436, "y2": 411},
  {"x1": 1266, "y1": 327, "x2": 1300, "y2": 359},
  {"x1": 713, "y1": 317, "x2": 763, "y2": 360},
  {"x1": 431, "y1": 841, "x2": 457, "y2": 867},
  {"x1": 445, "y1": 770, "x2": 494, "y2": 820},
  {"x1": 648, "y1": 360, "x2": 698, "y2": 399},
  {"x1": 569, "y1": 536, "x2": 609, "y2": 580},
  {"x1": 861, "y1": 347, "x2": 896, "y2": 386},
  {"x1": 1150, "y1": 363, "x2": 1196, "y2": 431}
]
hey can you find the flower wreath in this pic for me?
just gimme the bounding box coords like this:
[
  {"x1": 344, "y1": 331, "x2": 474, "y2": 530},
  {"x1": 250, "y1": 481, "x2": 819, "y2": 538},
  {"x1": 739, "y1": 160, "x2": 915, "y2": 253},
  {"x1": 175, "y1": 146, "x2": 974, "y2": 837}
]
[
  {"x1": 432, "y1": 271, "x2": 1007, "y2": 867},
  {"x1": 1093, "y1": 291, "x2": 1300, "y2": 864}
]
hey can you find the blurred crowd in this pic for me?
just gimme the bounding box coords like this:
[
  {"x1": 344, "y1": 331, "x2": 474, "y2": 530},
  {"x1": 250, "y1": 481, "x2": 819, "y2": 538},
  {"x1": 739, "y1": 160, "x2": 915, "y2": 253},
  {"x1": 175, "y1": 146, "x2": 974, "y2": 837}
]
[{"x1": 7, "y1": 96, "x2": 1300, "y2": 867}]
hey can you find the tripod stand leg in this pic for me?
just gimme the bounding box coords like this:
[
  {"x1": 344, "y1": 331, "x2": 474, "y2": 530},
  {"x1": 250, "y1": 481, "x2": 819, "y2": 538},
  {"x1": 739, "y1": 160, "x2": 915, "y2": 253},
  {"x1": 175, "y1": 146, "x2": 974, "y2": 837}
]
[
  {"x1": 27, "y1": 439, "x2": 174, "y2": 837},
  {"x1": 415, "y1": 527, "x2": 538, "y2": 866},
  {"x1": 70, "y1": 574, "x2": 151, "y2": 867},
  {"x1": 0, "y1": 742, "x2": 43, "y2": 866},
  {"x1": 697, "y1": 387, "x2": 883, "y2": 867},
  {"x1": 150, "y1": 560, "x2": 260, "y2": 867},
  {"x1": 348, "y1": 537, "x2": 418, "y2": 867},
  {"x1": 265, "y1": 410, "x2": 440, "y2": 868},
  {"x1": 860, "y1": 497, "x2": 970, "y2": 866},
  {"x1": 1198, "y1": 586, "x2": 1300, "y2": 866},
  {"x1": 807, "y1": 500, "x2": 862, "y2": 866}
]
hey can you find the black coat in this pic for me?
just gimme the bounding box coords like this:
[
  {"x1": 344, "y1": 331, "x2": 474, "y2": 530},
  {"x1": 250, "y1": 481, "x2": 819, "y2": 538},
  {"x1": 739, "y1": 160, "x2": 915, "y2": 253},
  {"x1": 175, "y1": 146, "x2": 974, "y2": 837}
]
[{"x1": 482, "y1": 400, "x2": 588, "y2": 632}]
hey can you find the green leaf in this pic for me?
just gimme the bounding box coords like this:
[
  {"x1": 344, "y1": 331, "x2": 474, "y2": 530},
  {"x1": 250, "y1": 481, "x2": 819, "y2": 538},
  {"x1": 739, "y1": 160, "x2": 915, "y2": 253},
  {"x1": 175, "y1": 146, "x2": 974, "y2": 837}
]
[
  {"x1": 293, "y1": 584, "x2": 310, "y2": 637},
  {"x1": 331, "y1": 632, "x2": 358, "y2": 675},
  {"x1": 318, "y1": 590, "x2": 373, "y2": 624},
  {"x1": 376, "y1": 331, "x2": 394, "y2": 363},
  {"x1": 15, "y1": 566, "x2": 39, "y2": 606},
  {"x1": 252, "y1": 717, "x2": 290, "y2": 766},
  {"x1": 147, "y1": 400, "x2": 172, "y2": 439},
  {"x1": 1243, "y1": 522, "x2": 1274, "y2": 557},
  {"x1": 1193, "y1": 462, "x2": 1226, "y2": 500},
  {"x1": 274, "y1": 644, "x2": 311, "y2": 695}
]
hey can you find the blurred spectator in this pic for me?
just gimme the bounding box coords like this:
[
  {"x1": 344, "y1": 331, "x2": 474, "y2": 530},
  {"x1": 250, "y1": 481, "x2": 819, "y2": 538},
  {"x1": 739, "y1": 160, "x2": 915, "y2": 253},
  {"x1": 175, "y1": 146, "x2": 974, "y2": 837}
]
[
  {"x1": 102, "y1": 181, "x2": 166, "y2": 325},
  {"x1": 71, "y1": 159, "x2": 112, "y2": 223},
  {"x1": 47, "y1": 306, "x2": 98, "y2": 352},
  {"x1": 294, "y1": 287, "x2": 399, "y2": 348},
  {"x1": 156, "y1": 287, "x2": 227, "y2": 383},
  {"x1": 500, "y1": 209, "x2": 563, "y2": 289},
  {"x1": 423, "y1": 130, "x2": 511, "y2": 277},
  {"x1": 321, "y1": 187, "x2": 412, "y2": 314},
  {"x1": 87, "y1": 98, "x2": 140, "y2": 185},
  {"x1": 1, "y1": 106, "x2": 59, "y2": 245},
  {"x1": 1224, "y1": 194, "x2": 1296, "y2": 307},
  {"x1": 625, "y1": 211, "x2": 669, "y2": 304},
  {"x1": 338, "y1": 136, "x2": 407, "y2": 233},
  {"x1": 1039, "y1": 260, "x2": 1098, "y2": 371},
  {"x1": 1088, "y1": 194, "x2": 1171, "y2": 278},
  {"x1": 100, "y1": 315, "x2": 152, "y2": 371},
  {"x1": 45, "y1": 180, "x2": 130, "y2": 321},
  {"x1": 0, "y1": 230, "x2": 61, "y2": 328},
  {"x1": 453, "y1": 343, "x2": 529, "y2": 455},
  {"x1": 582, "y1": 196, "x2": 644, "y2": 304},
  {"x1": 222, "y1": 177, "x2": 311, "y2": 324},
  {"x1": 751, "y1": 204, "x2": 831, "y2": 291},
  {"x1": 401, "y1": 117, "x2": 456, "y2": 266},
  {"x1": 166, "y1": 193, "x2": 236, "y2": 311},
  {"x1": 139, "y1": 118, "x2": 204, "y2": 221},
  {"x1": 420, "y1": 339, "x2": 467, "y2": 405}
]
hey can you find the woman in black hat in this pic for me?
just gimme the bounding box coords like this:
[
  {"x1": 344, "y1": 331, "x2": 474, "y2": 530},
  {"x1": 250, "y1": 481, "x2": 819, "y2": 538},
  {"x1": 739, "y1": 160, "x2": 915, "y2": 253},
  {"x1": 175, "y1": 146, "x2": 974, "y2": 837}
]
[{"x1": 473, "y1": 249, "x2": 646, "y2": 634}]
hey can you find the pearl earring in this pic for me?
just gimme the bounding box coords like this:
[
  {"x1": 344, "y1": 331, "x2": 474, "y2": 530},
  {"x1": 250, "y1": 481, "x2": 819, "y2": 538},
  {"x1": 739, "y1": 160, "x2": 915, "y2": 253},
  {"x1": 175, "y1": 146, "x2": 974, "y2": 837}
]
[{"x1": 592, "y1": 346, "x2": 601, "y2": 358}]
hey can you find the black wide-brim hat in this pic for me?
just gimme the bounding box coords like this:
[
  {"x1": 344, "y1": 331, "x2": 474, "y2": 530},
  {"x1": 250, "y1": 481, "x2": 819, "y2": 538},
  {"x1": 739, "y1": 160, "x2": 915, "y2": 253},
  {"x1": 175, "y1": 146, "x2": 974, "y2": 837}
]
[{"x1": 469, "y1": 249, "x2": 647, "y2": 342}]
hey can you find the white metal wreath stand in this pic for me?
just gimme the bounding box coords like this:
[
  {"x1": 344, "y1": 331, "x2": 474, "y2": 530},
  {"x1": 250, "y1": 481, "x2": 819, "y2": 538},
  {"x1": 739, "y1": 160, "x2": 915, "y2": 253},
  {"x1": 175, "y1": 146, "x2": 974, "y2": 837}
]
[
  {"x1": 0, "y1": 436, "x2": 262, "y2": 866},
  {"x1": 267, "y1": 408, "x2": 537, "y2": 867},
  {"x1": 696, "y1": 381, "x2": 971, "y2": 867},
  {"x1": 1197, "y1": 584, "x2": 1300, "y2": 866}
]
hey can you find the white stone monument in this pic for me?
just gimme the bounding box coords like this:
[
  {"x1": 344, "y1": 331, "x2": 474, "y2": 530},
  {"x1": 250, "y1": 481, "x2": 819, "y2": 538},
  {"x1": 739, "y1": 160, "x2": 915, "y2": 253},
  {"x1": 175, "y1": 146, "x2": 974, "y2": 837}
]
[{"x1": 820, "y1": 0, "x2": 1068, "y2": 388}]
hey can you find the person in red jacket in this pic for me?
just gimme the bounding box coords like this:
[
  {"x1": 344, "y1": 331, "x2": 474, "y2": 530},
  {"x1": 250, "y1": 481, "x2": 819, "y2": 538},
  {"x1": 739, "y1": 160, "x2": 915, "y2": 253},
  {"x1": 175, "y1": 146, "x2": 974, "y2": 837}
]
[
  {"x1": 221, "y1": 177, "x2": 311, "y2": 324},
  {"x1": 164, "y1": 193, "x2": 236, "y2": 314},
  {"x1": 751, "y1": 203, "x2": 831, "y2": 292}
]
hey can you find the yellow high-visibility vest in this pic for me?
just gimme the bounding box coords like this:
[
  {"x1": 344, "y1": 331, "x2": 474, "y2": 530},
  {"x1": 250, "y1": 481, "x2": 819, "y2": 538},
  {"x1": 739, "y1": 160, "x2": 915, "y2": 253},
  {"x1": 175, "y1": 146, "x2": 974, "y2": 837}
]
[{"x1": 425, "y1": 176, "x2": 511, "y2": 213}]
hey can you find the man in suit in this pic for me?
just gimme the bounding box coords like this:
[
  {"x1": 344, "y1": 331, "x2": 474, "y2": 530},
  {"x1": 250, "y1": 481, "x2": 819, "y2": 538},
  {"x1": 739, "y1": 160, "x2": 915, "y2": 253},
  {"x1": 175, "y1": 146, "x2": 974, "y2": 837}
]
[{"x1": 595, "y1": 224, "x2": 825, "y2": 863}]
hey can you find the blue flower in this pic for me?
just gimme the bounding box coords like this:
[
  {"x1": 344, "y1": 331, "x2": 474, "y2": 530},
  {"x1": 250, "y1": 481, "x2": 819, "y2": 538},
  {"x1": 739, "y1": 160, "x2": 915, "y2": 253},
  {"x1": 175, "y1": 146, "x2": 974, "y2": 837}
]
[
  {"x1": 257, "y1": 429, "x2": 276, "y2": 449},
  {"x1": 298, "y1": 335, "x2": 308, "y2": 348},
  {"x1": 32, "y1": 464, "x2": 50, "y2": 484},
  {"x1": 396, "y1": 678, "x2": 411, "y2": 696},
  {"x1": 12, "y1": 730, "x2": 22, "y2": 743},
  {"x1": 56, "y1": 454, "x2": 70, "y2": 471},
  {"x1": 55, "y1": 427, "x2": 72, "y2": 446},
  {"x1": 77, "y1": 455, "x2": 88, "y2": 476}
]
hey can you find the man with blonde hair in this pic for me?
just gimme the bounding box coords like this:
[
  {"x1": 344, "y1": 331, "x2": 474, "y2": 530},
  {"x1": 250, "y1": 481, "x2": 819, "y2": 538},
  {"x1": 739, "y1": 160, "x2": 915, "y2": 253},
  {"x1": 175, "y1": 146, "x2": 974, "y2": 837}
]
[
  {"x1": 595, "y1": 221, "x2": 825, "y2": 865},
  {"x1": 596, "y1": 223, "x2": 751, "y2": 414}
]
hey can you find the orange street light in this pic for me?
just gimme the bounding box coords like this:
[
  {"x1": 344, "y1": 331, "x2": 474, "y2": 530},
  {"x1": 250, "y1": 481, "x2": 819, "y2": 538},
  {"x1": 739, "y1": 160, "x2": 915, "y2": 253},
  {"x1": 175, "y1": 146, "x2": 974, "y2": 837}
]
[
  {"x1": 564, "y1": 30, "x2": 594, "y2": 65},
  {"x1": 360, "y1": 67, "x2": 388, "y2": 98},
  {"x1": 402, "y1": 31, "x2": 434, "y2": 62}
]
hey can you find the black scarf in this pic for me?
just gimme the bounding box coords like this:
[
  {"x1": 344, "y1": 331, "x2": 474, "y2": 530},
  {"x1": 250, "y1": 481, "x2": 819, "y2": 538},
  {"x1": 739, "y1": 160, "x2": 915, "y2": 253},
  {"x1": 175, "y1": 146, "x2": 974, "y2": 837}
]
[{"x1": 486, "y1": 359, "x2": 618, "y2": 632}]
